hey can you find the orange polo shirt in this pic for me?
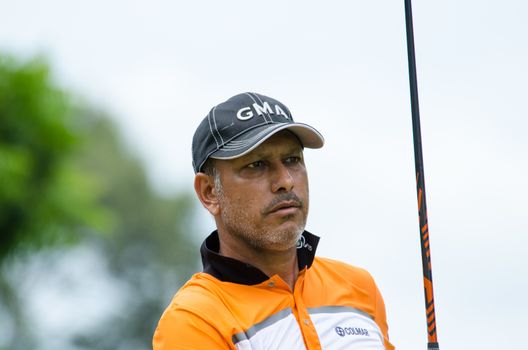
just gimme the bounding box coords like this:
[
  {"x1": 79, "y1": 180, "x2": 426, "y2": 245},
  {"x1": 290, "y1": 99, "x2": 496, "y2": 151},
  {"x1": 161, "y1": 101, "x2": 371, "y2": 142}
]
[{"x1": 153, "y1": 231, "x2": 395, "y2": 349}]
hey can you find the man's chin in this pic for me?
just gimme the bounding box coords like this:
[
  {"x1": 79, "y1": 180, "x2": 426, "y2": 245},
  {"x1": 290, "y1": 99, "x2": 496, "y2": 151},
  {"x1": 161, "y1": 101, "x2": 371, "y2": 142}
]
[{"x1": 262, "y1": 227, "x2": 304, "y2": 251}]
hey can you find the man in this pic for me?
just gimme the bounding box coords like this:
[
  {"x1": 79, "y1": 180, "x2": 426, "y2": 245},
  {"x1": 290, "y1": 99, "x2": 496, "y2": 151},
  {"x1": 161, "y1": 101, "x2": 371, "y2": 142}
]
[{"x1": 153, "y1": 92, "x2": 395, "y2": 349}]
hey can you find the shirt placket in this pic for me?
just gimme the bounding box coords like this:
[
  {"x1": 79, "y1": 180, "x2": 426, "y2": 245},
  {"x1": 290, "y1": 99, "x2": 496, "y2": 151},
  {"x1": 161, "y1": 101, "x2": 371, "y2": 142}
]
[{"x1": 291, "y1": 270, "x2": 322, "y2": 350}]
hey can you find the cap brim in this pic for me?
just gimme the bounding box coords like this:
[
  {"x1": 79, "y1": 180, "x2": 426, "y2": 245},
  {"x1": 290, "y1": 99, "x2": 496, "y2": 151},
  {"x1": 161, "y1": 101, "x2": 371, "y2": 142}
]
[{"x1": 210, "y1": 122, "x2": 324, "y2": 160}]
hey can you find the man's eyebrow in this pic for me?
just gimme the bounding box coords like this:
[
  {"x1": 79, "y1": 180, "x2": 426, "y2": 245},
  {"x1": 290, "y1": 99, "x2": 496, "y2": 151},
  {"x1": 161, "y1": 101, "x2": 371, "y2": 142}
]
[{"x1": 284, "y1": 146, "x2": 304, "y2": 155}]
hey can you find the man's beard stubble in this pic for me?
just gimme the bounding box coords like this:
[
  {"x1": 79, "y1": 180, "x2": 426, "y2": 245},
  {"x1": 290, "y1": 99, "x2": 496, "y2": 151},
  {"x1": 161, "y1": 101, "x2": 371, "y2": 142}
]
[{"x1": 217, "y1": 191, "x2": 307, "y2": 252}]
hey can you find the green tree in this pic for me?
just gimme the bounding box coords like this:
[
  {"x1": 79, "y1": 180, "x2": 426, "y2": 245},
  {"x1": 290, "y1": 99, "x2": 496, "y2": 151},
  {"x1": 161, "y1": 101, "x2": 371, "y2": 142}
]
[
  {"x1": 69, "y1": 116, "x2": 199, "y2": 350},
  {"x1": 0, "y1": 55, "x2": 109, "y2": 260},
  {"x1": 0, "y1": 54, "x2": 200, "y2": 350},
  {"x1": 0, "y1": 54, "x2": 111, "y2": 349}
]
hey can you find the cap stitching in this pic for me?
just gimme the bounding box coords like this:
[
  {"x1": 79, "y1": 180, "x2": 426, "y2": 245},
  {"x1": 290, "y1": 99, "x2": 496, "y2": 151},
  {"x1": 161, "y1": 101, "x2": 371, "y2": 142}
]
[
  {"x1": 207, "y1": 111, "x2": 220, "y2": 147},
  {"x1": 212, "y1": 106, "x2": 224, "y2": 144},
  {"x1": 212, "y1": 121, "x2": 279, "y2": 148},
  {"x1": 219, "y1": 124, "x2": 288, "y2": 151}
]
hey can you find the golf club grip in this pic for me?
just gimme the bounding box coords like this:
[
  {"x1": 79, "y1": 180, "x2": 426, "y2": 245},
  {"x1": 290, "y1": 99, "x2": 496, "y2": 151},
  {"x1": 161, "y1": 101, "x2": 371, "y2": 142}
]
[{"x1": 404, "y1": 0, "x2": 440, "y2": 348}]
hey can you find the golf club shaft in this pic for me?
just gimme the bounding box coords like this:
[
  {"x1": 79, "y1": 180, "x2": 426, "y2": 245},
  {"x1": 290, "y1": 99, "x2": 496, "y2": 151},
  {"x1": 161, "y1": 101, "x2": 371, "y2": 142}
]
[{"x1": 403, "y1": 1, "x2": 440, "y2": 349}]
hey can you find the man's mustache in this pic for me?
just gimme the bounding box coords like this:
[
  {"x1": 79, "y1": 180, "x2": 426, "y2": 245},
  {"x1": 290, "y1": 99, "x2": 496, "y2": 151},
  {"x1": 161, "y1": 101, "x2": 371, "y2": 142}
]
[{"x1": 263, "y1": 193, "x2": 303, "y2": 214}]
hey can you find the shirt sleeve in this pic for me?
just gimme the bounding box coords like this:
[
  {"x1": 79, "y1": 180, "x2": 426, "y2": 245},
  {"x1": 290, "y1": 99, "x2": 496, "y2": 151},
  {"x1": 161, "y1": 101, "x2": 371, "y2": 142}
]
[
  {"x1": 373, "y1": 279, "x2": 396, "y2": 350},
  {"x1": 153, "y1": 306, "x2": 232, "y2": 350}
]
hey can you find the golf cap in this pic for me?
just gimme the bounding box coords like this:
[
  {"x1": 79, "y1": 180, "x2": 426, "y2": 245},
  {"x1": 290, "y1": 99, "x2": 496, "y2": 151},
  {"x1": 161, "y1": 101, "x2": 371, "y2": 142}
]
[{"x1": 192, "y1": 92, "x2": 325, "y2": 173}]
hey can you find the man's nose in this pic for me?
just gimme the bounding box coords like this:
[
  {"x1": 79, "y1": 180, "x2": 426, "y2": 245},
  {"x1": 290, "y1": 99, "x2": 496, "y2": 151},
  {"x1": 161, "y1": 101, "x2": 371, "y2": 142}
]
[{"x1": 271, "y1": 163, "x2": 294, "y2": 193}]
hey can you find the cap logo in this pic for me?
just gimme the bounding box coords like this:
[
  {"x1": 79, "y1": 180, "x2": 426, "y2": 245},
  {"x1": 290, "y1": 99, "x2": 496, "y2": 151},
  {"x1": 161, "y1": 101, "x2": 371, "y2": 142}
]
[{"x1": 236, "y1": 102, "x2": 290, "y2": 121}]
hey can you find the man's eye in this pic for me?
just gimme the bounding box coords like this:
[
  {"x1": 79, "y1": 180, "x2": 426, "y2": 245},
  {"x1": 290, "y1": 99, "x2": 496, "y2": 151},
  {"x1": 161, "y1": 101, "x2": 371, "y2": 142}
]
[
  {"x1": 247, "y1": 160, "x2": 264, "y2": 168},
  {"x1": 285, "y1": 156, "x2": 301, "y2": 164}
]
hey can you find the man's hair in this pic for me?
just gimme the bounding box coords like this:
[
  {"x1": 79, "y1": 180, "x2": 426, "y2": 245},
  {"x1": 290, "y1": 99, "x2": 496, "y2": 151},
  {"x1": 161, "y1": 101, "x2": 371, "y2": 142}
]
[
  {"x1": 201, "y1": 158, "x2": 216, "y2": 177},
  {"x1": 201, "y1": 158, "x2": 223, "y2": 196}
]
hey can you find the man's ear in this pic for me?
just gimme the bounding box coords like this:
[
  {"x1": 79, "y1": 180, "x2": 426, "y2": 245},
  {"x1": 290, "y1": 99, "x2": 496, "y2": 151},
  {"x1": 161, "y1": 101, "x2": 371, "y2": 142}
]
[{"x1": 194, "y1": 173, "x2": 220, "y2": 216}]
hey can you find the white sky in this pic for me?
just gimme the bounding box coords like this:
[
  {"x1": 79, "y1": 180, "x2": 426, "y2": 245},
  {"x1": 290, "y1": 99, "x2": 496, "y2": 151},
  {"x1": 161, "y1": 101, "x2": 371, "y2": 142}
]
[{"x1": 1, "y1": 0, "x2": 527, "y2": 349}]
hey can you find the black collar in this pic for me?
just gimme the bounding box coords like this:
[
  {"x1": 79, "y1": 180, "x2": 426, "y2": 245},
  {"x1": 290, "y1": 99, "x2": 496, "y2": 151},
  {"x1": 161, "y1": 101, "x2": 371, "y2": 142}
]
[{"x1": 200, "y1": 230, "x2": 320, "y2": 285}]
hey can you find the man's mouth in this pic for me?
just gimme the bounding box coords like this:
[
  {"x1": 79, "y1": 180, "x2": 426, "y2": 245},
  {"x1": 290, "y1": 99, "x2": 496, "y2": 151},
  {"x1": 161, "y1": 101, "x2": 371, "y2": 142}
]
[{"x1": 267, "y1": 200, "x2": 302, "y2": 214}]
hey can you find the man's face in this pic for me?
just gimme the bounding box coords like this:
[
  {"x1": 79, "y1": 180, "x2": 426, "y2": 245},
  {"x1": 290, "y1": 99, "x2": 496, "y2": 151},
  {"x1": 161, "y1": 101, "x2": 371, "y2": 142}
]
[{"x1": 213, "y1": 131, "x2": 309, "y2": 252}]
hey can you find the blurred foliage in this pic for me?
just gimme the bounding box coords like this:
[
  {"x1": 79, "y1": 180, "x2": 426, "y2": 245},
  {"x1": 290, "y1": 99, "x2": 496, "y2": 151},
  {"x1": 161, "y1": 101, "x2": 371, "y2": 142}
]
[
  {"x1": 69, "y1": 115, "x2": 198, "y2": 350},
  {"x1": 0, "y1": 55, "x2": 110, "y2": 260},
  {"x1": 0, "y1": 54, "x2": 200, "y2": 350}
]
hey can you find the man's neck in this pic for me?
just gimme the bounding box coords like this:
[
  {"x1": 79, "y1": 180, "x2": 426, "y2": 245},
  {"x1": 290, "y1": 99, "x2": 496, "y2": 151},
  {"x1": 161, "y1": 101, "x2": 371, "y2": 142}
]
[{"x1": 218, "y1": 234, "x2": 300, "y2": 291}]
